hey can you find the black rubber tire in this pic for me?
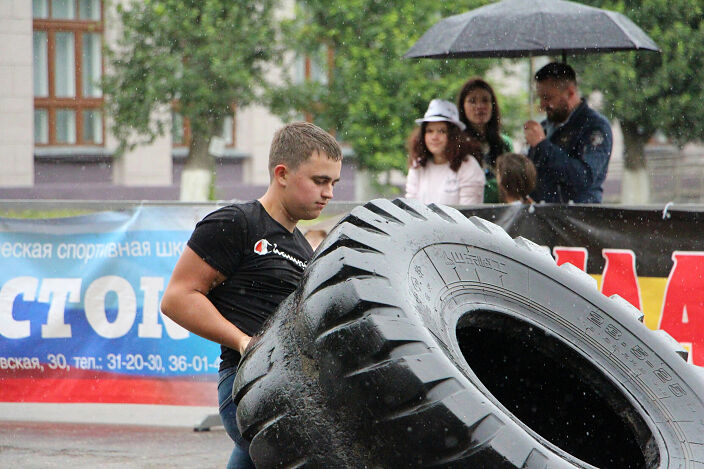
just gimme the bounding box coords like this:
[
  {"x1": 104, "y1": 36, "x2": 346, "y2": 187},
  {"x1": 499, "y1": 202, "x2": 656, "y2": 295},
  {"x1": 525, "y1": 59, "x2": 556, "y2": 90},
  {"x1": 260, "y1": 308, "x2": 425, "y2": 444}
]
[{"x1": 233, "y1": 198, "x2": 704, "y2": 468}]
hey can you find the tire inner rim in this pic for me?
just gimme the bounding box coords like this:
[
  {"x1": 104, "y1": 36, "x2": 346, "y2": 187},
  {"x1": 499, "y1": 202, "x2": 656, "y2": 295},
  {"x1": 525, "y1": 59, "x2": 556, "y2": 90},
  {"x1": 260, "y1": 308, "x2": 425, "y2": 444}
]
[{"x1": 457, "y1": 310, "x2": 659, "y2": 469}]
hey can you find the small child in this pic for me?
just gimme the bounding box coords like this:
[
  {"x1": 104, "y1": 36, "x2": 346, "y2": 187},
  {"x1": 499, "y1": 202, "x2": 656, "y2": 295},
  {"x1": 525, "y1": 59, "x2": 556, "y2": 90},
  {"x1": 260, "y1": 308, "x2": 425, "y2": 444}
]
[{"x1": 495, "y1": 153, "x2": 537, "y2": 204}]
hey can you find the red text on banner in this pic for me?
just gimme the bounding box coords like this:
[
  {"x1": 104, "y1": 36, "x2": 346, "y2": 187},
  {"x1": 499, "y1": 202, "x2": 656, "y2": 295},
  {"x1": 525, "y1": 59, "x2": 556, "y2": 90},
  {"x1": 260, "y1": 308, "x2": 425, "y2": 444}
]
[{"x1": 659, "y1": 252, "x2": 704, "y2": 366}]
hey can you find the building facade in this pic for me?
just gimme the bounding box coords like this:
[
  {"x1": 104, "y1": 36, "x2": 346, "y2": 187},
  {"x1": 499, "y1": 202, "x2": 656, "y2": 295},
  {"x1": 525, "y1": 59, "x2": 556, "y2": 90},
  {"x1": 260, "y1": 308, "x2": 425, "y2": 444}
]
[{"x1": 0, "y1": 0, "x2": 357, "y2": 201}]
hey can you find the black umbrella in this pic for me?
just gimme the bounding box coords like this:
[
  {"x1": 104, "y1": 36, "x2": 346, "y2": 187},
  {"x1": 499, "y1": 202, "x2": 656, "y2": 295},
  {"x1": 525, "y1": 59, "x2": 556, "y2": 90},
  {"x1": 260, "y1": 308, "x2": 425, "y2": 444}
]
[
  {"x1": 404, "y1": 0, "x2": 659, "y2": 61},
  {"x1": 405, "y1": 0, "x2": 658, "y2": 116}
]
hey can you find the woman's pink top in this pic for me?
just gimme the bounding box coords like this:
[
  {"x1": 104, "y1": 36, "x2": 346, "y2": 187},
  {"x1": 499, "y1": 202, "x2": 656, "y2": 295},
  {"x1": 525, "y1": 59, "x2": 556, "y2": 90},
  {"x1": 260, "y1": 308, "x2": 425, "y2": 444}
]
[{"x1": 405, "y1": 158, "x2": 485, "y2": 205}]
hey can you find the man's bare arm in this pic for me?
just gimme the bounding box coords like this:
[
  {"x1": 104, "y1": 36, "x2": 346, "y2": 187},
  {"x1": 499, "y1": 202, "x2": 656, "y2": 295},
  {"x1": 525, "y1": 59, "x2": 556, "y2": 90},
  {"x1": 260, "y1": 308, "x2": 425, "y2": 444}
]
[{"x1": 161, "y1": 246, "x2": 251, "y2": 355}]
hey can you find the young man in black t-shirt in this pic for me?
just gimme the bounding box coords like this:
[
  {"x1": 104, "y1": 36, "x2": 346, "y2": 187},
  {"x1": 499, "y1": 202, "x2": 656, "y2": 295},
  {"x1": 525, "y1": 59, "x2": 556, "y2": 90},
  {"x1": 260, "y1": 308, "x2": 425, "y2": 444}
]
[{"x1": 161, "y1": 122, "x2": 342, "y2": 468}]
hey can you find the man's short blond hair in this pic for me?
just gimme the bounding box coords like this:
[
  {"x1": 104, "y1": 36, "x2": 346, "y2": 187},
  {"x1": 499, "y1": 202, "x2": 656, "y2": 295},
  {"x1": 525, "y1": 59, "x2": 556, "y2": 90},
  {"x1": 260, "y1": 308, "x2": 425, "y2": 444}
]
[{"x1": 269, "y1": 122, "x2": 342, "y2": 177}]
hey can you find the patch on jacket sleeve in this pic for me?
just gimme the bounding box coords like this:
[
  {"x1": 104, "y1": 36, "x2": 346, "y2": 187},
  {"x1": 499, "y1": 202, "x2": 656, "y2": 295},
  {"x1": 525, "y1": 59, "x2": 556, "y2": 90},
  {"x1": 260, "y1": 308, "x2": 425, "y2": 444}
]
[{"x1": 590, "y1": 130, "x2": 605, "y2": 146}]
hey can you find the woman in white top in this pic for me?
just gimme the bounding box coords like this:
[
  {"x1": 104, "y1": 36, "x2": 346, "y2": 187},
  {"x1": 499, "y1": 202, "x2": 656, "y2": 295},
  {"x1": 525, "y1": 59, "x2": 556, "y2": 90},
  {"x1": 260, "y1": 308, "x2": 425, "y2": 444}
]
[{"x1": 405, "y1": 99, "x2": 485, "y2": 205}]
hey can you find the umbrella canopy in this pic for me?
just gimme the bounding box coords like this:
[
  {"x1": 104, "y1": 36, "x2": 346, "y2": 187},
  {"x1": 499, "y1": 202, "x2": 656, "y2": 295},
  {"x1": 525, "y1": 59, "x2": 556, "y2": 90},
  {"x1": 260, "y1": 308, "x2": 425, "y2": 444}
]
[{"x1": 404, "y1": 0, "x2": 659, "y2": 59}]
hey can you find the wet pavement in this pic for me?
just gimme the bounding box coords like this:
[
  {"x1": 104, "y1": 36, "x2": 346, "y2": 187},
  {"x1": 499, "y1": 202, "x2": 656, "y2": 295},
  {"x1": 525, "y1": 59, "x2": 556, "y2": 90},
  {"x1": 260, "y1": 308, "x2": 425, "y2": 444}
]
[{"x1": 0, "y1": 421, "x2": 233, "y2": 468}]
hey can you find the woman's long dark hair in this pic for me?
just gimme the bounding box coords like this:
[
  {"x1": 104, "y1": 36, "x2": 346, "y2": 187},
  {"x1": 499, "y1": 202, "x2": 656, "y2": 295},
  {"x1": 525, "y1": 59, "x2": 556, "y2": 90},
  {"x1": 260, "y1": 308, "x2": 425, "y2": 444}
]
[
  {"x1": 457, "y1": 77, "x2": 510, "y2": 168},
  {"x1": 407, "y1": 121, "x2": 481, "y2": 172}
]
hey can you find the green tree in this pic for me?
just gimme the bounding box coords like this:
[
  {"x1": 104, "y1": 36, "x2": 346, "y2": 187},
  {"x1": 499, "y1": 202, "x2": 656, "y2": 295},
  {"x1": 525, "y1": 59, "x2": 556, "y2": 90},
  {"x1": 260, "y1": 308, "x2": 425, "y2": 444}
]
[
  {"x1": 103, "y1": 0, "x2": 279, "y2": 200},
  {"x1": 573, "y1": 0, "x2": 704, "y2": 202},
  {"x1": 269, "y1": 0, "x2": 495, "y2": 189}
]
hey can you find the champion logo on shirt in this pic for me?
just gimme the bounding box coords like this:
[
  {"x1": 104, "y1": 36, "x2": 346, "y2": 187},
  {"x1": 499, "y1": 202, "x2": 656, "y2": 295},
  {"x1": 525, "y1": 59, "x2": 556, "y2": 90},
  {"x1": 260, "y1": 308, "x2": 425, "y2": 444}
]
[
  {"x1": 253, "y1": 239, "x2": 308, "y2": 269},
  {"x1": 254, "y1": 239, "x2": 271, "y2": 255}
]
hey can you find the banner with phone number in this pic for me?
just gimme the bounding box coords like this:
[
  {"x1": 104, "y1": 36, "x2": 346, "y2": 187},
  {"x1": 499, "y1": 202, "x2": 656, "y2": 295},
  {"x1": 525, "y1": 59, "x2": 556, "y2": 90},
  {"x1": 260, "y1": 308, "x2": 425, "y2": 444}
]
[
  {"x1": 2, "y1": 203, "x2": 702, "y2": 406},
  {"x1": 0, "y1": 206, "x2": 222, "y2": 406}
]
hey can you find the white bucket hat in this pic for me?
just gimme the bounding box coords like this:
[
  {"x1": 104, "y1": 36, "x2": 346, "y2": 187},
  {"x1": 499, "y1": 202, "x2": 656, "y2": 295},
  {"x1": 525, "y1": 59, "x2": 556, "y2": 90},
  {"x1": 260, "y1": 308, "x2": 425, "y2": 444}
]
[{"x1": 415, "y1": 99, "x2": 466, "y2": 131}]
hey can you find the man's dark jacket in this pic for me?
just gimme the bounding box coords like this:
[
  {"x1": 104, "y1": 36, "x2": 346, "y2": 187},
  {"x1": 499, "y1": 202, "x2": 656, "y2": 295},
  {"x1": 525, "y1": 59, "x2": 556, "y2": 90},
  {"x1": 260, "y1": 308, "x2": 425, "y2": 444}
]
[{"x1": 529, "y1": 99, "x2": 612, "y2": 203}]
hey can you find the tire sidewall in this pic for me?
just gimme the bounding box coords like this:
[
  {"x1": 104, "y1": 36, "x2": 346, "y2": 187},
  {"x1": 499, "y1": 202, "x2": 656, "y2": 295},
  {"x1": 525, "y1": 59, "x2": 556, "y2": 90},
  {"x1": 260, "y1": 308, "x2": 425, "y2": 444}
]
[{"x1": 401, "y1": 231, "x2": 702, "y2": 467}]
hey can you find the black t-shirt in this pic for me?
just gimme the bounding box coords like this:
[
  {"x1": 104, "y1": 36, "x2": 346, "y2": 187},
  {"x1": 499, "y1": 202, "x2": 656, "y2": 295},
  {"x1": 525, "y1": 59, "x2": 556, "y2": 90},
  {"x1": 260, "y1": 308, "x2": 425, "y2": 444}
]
[{"x1": 187, "y1": 200, "x2": 313, "y2": 369}]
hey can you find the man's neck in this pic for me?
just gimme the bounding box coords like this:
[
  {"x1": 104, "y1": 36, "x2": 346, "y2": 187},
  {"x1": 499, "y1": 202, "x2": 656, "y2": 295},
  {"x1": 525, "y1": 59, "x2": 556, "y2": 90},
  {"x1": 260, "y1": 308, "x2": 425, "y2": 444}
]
[
  {"x1": 551, "y1": 98, "x2": 583, "y2": 126},
  {"x1": 565, "y1": 97, "x2": 583, "y2": 120},
  {"x1": 568, "y1": 97, "x2": 582, "y2": 113},
  {"x1": 259, "y1": 190, "x2": 297, "y2": 232}
]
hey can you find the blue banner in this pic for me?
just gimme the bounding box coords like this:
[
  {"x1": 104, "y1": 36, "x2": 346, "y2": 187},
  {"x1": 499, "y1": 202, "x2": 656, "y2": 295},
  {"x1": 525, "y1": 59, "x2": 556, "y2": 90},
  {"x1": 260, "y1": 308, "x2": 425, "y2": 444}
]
[{"x1": 0, "y1": 206, "x2": 223, "y2": 405}]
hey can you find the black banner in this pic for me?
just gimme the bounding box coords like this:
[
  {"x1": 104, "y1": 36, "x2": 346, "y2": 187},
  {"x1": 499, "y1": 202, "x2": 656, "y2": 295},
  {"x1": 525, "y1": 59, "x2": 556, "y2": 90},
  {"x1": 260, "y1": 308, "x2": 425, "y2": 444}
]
[{"x1": 459, "y1": 204, "x2": 704, "y2": 277}]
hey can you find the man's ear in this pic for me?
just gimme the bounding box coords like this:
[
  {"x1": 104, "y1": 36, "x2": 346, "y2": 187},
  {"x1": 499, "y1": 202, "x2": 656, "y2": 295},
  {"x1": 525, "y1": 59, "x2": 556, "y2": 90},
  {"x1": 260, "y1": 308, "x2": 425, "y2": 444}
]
[{"x1": 273, "y1": 164, "x2": 288, "y2": 186}]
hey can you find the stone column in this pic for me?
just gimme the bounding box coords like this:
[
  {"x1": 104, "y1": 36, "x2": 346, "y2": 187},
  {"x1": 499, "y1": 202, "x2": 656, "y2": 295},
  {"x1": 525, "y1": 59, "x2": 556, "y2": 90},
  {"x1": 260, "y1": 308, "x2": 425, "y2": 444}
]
[
  {"x1": 0, "y1": 0, "x2": 33, "y2": 187},
  {"x1": 237, "y1": 104, "x2": 283, "y2": 186}
]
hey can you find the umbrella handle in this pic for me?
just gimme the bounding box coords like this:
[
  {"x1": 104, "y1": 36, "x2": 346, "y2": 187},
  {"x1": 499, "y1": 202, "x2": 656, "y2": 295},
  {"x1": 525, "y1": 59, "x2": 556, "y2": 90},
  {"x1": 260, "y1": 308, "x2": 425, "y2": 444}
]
[{"x1": 528, "y1": 57, "x2": 534, "y2": 120}]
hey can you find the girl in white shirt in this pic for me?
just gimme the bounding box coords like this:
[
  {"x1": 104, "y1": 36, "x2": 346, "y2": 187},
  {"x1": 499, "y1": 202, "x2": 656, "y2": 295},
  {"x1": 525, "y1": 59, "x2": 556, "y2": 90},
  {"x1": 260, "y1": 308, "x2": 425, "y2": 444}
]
[{"x1": 405, "y1": 99, "x2": 485, "y2": 205}]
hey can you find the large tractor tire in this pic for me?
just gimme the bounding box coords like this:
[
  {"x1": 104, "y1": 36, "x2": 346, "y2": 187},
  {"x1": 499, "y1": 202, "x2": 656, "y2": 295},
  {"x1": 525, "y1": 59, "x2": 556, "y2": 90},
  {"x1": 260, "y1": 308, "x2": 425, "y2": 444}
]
[{"x1": 233, "y1": 198, "x2": 704, "y2": 468}]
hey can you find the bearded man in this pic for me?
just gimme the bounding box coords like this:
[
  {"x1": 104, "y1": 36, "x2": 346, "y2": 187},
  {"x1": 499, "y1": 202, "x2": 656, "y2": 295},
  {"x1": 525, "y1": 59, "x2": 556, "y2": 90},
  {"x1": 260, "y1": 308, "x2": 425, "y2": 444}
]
[{"x1": 523, "y1": 62, "x2": 612, "y2": 203}]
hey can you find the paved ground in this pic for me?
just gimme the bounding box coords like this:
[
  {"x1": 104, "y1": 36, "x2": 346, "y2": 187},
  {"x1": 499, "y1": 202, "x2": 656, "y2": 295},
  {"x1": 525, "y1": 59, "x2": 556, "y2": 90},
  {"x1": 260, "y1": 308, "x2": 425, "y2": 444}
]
[{"x1": 0, "y1": 421, "x2": 233, "y2": 468}]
